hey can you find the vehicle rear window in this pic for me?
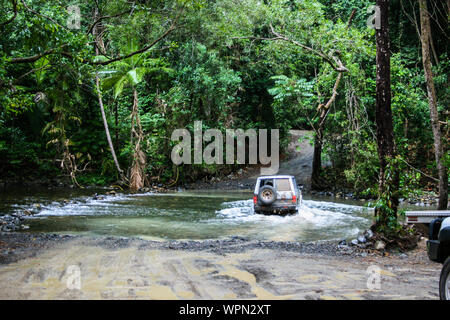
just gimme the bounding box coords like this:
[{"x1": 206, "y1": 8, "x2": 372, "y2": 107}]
[
  {"x1": 259, "y1": 179, "x2": 274, "y2": 188},
  {"x1": 275, "y1": 178, "x2": 291, "y2": 191}
]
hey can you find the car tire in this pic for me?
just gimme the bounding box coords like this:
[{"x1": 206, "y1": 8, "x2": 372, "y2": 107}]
[
  {"x1": 258, "y1": 186, "x2": 276, "y2": 205},
  {"x1": 439, "y1": 256, "x2": 450, "y2": 300}
]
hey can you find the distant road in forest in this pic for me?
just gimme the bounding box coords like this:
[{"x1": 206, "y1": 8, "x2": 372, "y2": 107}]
[
  {"x1": 242, "y1": 130, "x2": 314, "y2": 189},
  {"x1": 186, "y1": 130, "x2": 314, "y2": 190},
  {"x1": 276, "y1": 130, "x2": 314, "y2": 189}
]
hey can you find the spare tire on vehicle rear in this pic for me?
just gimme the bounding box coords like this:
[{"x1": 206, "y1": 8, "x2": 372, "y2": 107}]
[{"x1": 258, "y1": 185, "x2": 276, "y2": 205}]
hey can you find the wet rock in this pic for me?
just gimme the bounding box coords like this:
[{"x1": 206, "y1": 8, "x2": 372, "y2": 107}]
[
  {"x1": 23, "y1": 210, "x2": 33, "y2": 216},
  {"x1": 357, "y1": 235, "x2": 367, "y2": 243},
  {"x1": 92, "y1": 194, "x2": 104, "y2": 200},
  {"x1": 2, "y1": 225, "x2": 13, "y2": 232},
  {"x1": 364, "y1": 229, "x2": 374, "y2": 240},
  {"x1": 12, "y1": 212, "x2": 24, "y2": 218},
  {"x1": 350, "y1": 239, "x2": 359, "y2": 246},
  {"x1": 338, "y1": 240, "x2": 347, "y2": 246},
  {"x1": 375, "y1": 240, "x2": 386, "y2": 250}
]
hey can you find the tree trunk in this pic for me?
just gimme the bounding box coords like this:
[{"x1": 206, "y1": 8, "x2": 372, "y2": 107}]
[
  {"x1": 419, "y1": 0, "x2": 448, "y2": 210},
  {"x1": 95, "y1": 76, "x2": 124, "y2": 178},
  {"x1": 311, "y1": 72, "x2": 342, "y2": 190},
  {"x1": 129, "y1": 88, "x2": 147, "y2": 191},
  {"x1": 375, "y1": 0, "x2": 399, "y2": 225},
  {"x1": 93, "y1": 8, "x2": 124, "y2": 181},
  {"x1": 311, "y1": 132, "x2": 323, "y2": 189},
  {"x1": 115, "y1": 101, "x2": 119, "y2": 150},
  {"x1": 310, "y1": 13, "x2": 352, "y2": 190}
]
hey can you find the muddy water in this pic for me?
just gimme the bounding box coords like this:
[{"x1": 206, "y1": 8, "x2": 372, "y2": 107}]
[
  {"x1": 0, "y1": 188, "x2": 372, "y2": 242},
  {"x1": 0, "y1": 188, "x2": 442, "y2": 301},
  {"x1": 0, "y1": 240, "x2": 439, "y2": 300}
]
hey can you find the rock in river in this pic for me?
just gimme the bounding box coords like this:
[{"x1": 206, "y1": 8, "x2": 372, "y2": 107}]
[
  {"x1": 364, "y1": 229, "x2": 374, "y2": 240},
  {"x1": 357, "y1": 235, "x2": 367, "y2": 243},
  {"x1": 375, "y1": 240, "x2": 386, "y2": 250}
]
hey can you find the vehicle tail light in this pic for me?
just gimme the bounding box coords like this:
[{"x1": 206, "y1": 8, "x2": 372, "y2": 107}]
[
  {"x1": 253, "y1": 196, "x2": 257, "y2": 204},
  {"x1": 292, "y1": 195, "x2": 297, "y2": 203}
]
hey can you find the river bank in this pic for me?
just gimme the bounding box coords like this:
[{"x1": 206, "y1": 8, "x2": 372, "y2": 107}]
[
  {"x1": 0, "y1": 231, "x2": 441, "y2": 299},
  {"x1": 0, "y1": 177, "x2": 443, "y2": 300}
]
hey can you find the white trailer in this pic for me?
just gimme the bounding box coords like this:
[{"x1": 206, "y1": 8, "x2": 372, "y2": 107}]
[{"x1": 405, "y1": 210, "x2": 450, "y2": 224}]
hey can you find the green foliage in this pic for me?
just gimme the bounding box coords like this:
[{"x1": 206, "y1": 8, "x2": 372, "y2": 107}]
[
  {"x1": 343, "y1": 140, "x2": 379, "y2": 193},
  {"x1": 0, "y1": 125, "x2": 39, "y2": 175},
  {"x1": 368, "y1": 155, "x2": 423, "y2": 233},
  {"x1": 0, "y1": 0, "x2": 447, "y2": 203}
]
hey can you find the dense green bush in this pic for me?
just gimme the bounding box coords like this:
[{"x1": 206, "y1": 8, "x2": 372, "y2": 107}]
[{"x1": 0, "y1": 0, "x2": 447, "y2": 194}]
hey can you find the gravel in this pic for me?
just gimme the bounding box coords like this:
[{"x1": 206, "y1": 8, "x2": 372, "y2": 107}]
[{"x1": 0, "y1": 231, "x2": 400, "y2": 266}]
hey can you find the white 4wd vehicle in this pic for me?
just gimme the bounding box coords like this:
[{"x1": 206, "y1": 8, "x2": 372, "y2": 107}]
[
  {"x1": 253, "y1": 175, "x2": 301, "y2": 215},
  {"x1": 427, "y1": 217, "x2": 450, "y2": 300}
]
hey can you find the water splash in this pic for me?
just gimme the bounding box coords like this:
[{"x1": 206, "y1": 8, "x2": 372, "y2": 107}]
[{"x1": 12, "y1": 191, "x2": 371, "y2": 242}]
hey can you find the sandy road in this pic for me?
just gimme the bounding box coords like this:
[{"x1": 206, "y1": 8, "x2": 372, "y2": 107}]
[{"x1": 0, "y1": 236, "x2": 442, "y2": 300}]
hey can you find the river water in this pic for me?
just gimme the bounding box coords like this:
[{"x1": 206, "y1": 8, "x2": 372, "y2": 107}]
[{"x1": 0, "y1": 187, "x2": 374, "y2": 242}]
